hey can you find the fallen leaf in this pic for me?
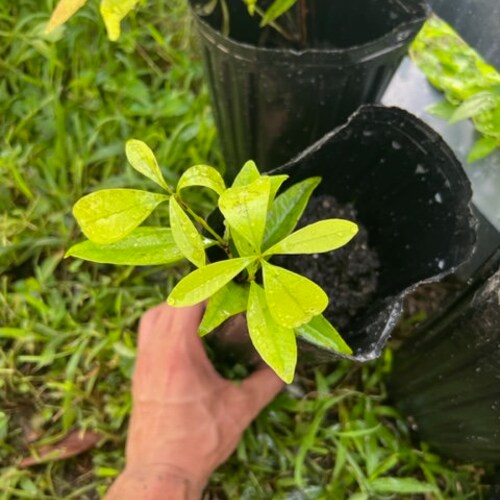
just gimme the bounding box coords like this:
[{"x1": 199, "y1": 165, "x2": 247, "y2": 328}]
[{"x1": 20, "y1": 429, "x2": 101, "y2": 467}]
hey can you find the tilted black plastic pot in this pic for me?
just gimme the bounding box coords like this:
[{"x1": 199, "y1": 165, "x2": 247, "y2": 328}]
[
  {"x1": 210, "y1": 105, "x2": 477, "y2": 365},
  {"x1": 189, "y1": 0, "x2": 428, "y2": 177},
  {"x1": 389, "y1": 250, "x2": 500, "y2": 463}
]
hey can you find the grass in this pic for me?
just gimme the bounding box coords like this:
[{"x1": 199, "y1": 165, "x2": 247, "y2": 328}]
[{"x1": 0, "y1": 1, "x2": 493, "y2": 498}]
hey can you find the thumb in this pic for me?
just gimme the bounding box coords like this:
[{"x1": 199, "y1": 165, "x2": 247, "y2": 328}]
[{"x1": 237, "y1": 366, "x2": 285, "y2": 425}]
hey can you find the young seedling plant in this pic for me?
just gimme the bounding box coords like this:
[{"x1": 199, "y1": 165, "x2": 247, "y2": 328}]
[
  {"x1": 46, "y1": 0, "x2": 306, "y2": 44},
  {"x1": 66, "y1": 140, "x2": 358, "y2": 382}
]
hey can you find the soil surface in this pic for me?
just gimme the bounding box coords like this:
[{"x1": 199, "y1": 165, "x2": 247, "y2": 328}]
[{"x1": 274, "y1": 195, "x2": 380, "y2": 331}]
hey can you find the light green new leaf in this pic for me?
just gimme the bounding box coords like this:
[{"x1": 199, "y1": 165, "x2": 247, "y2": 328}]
[
  {"x1": 232, "y1": 160, "x2": 260, "y2": 187},
  {"x1": 266, "y1": 219, "x2": 358, "y2": 256},
  {"x1": 295, "y1": 315, "x2": 352, "y2": 354},
  {"x1": 100, "y1": 0, "x2": 140, "y2": 41},
  {"x1": 426, "y1": 100, "x2": 457, "y2": 120},
  {"x1": 46, "y1": 0, "x2": 88, "y2": 33},
  {"x1": 199, "y1": 281, "x2": 249, "y2": 336},
  {"x1": 268, "y1": 174, "x2": 289, "y2": 206},
  {"x1": 231, "y1": 227, "x2": 257, "y2": 257},
  {"x1": 177, "y1": 165, "x2": 226, "y2": 196},
  {"x1": 449, "y1": 91, "x2": 498, "y2": 123},
  {"x1": 169, "y1": 197, "x2": 206, "y2": 268},
  {"x1": 261, "y1": 0, "x2": 298, "y2": 26},
  {"x1": 125, "y1": 139, "x2": 170, "y2": 191},
  {"x1": 467, "y1": 135, "x2": 498, "y2": 162},
  {"x1": 243, "y1": 0, "x2": 257, "y2": 15},
  {"x1": 247, "y1": 282, "x2": 297, "y2": 383},
  {"x1": 219, "y1": 177, "x2": 271, "y2": 251},
  {"x1": 167, "y1": 257, "x2": 254, "y2": 307},
  {"x1": 263, "y1": 177, "x2": 321, "y2": 250},
  {"x1": 65, "y1": 227, "x2": 213, "y2": 266},
  {"x1": 262, "y1": 261, "x2": 328, "y2": 328},
  {"x1": 73, "y1": 189, "x2": 168, "y2": 244}
]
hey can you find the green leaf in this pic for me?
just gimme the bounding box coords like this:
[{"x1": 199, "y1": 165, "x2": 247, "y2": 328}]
[
  {"x1": 467, "y1": 135, "x2": 498, "y2": 162},
  {"x1": 125, "y1": 139, "x2": 170, "y2": 191},
  {"x1": 295, "y1": 315, "x2": 352, "y2": 354},
  {"x1": 65, "y1": 227, "x2": 213, "y2": 266},
  {"x1": 370, "y1": 477, "x2": 437, "y2": 494},
  {"x1": 177, "y1": 165, "x2": 226, "y2": 196},
  {"x1": 268, "y1": 174, "x2": 289, "y2": 205},
  {"x1": 247, "y1": 282, "x2": 296, "y2": 383},
  {"x1": 169, "y1": 197, "x2": 206, "y2": 268},
  {"x1": 261, "y1": 0, "x2": 298, "y2": 26},
  {"x1": 449, "y1": 91, "x2": 498, "y2": 123},
  {"x1": 263, "y1": 177, "x2": 321, "y2": 250},
  {"x1": 46, "y1": 0, "x2": 89, "y2": 33},
  {"x1": 266, "y1": 219, "x2": 358, "y2": 256},
  {"x1": 219, "y1": 177, "x2": 271, "y2": 251},
  {"x1": 231, "y1": 227, "x2": 257, "y2": 257},
  {"x1": 262, "y1": 261, "x2": 328, "y2": 328},
  {"x1": 232, "y1": 160, "x2": 260, "y2": 187},
  {"x1": 198, "y1": 281, "x2": 249, "y2": 336},
  {"x1": 167, "y1": 257, "x2": 254, "y2": 307},
  {"x1": 100, "y1": 0, "x2": 140, "y2": 41},
  {"x1": 426, "y1": 100, "x2": 457, "y2": 120},
  {"x1": 73, "y1": 189, "x2": 168, "y2": 244},
  {"x1": 243, "y1": 0, "x2": 257, "y2": 15}
]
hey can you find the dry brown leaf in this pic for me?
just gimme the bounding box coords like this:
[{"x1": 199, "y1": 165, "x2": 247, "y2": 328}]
[{"x1": 20, "y1": 429, "x2": 101, "y2": 467}]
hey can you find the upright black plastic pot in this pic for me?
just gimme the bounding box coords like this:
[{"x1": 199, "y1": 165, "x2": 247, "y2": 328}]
[
  {"x1": 210, "y1": 105, "x2": 477, "y2": 366},
  {"x1": 189, "y1": 0, "x2": 427, "y2": 177},
  {"x1": 389, "y1": 251, "x2": 500, "y2": 463}
]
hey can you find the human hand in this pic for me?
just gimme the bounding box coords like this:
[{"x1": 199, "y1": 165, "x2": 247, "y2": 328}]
[{"x1": 106, "y1": 303, "x2": 285, "y2": 499}]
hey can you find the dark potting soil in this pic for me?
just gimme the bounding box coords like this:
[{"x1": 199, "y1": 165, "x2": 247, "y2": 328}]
[{"x1": 273, "y1": 195, "x2": 380, "y2": 331}]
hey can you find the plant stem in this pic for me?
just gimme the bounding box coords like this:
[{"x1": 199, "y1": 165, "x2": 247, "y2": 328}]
[{"x1": 176, "y1": 196, "x2": 228, "y2": 248}]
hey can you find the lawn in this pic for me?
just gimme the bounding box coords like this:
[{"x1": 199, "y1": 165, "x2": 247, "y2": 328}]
[{"x1": 0, "y1": 1, "x2": 492, "y2": 498}]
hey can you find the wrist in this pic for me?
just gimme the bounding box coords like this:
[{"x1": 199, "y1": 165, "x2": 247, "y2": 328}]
[{"x1": 106, "y1": 465, "x2": 204, "y2": 500}]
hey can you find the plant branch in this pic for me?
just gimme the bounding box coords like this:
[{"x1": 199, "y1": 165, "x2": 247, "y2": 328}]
[{"x1": 176, "y1": 197, "x2": 228, "y2": 249}]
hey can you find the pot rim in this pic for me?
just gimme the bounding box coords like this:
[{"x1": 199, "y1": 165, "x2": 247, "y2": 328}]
[{"x1": 189, "y1": 0, "x2": 429, "y2": 66}]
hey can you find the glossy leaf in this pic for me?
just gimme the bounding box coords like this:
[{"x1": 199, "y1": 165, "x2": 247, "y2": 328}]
[
  {"x1": 219, "y1": 177, "x2": 271, "y2": 251},
  {"x1": 266, "y1": 219, "x2": 358, "y2": 256},
  {"x1": 247, "y1": 282, "x2": 296, "y2": 383},
  {"x1": 232, "y1": 160, "x2": 259, "y2": 187},
  {"x1": 46, "y1": 0, "x2": 88, "y2": 33},
  {"x1": 64, "y1": 228, "x2": 202, "y2": 266},
  {"x1": 261, "y1": 0, "x2": 298, "y2": 26},
  {"x1": 295, "y1": 315, "x2": 352, "y2": 354},
  {"x1": 198, "y1": 282, "x2": 249, "y2": 336},
  {"x1": 73, "y1": 189, "x2": 168, "y2": 244},
  {"x1": 125, "y1": 139, "x2": 170, "y2": 191},
  {"x1": 169, "y1": 197, "x2": 206, "y2": 268},
  {"x1": 263, "y1": 177, "x2": 321, "y2": 250},
  {"x1": 100, "y1": 0, "x2": 140, "y2": 41},
  {"x1": 467, "y1": 135, "x2": 498, "y2": 162},
  {"x1": 230, "y1": 227, "x2": 257, "y2": 257},
  {"x1": 177, "y1": 165, "x2": 226, "y2": 196},
  {"x1": 268, "y1": 174, "x2": 289, "y2": 206},
  {"x1": 167, "y1": 257, "x2": 254, "y2": 307},
  {"x1": 262, "y1": 261, "x2": 328, "y2": 328}
]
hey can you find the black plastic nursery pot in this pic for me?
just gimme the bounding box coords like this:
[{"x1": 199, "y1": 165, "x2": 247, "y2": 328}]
[
  {"x1": 189, "y1": 0, "x2": 428, "y2": 177},
  {"x1": 389, "y1": 250, "x2": 500, "y2": 463},
  {"x1": 211, "y1": 105, "x2": 477, "y2": 365}
]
